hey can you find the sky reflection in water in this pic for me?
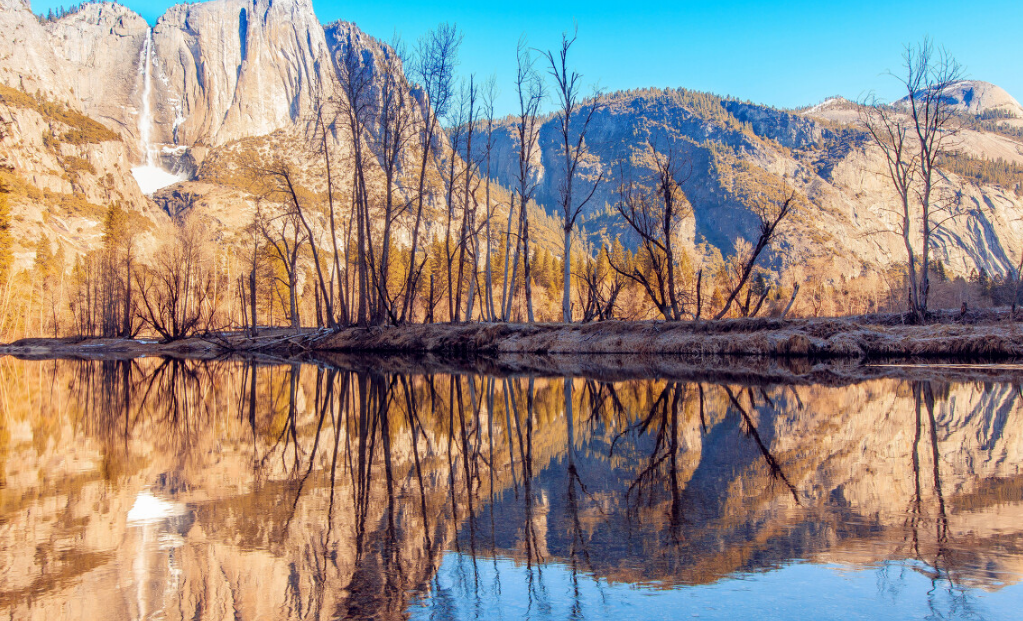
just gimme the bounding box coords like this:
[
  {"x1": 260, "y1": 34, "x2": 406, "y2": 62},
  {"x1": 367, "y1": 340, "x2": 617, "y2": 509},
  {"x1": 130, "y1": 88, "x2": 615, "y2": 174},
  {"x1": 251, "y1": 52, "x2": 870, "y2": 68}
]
[{"x1": 415, "y1": 555, "x2": 1012, "y2": 621}]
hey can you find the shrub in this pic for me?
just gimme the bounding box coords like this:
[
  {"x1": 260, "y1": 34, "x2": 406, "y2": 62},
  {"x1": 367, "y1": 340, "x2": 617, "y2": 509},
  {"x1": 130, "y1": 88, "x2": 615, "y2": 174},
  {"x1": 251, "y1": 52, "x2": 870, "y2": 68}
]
[{"x1": 0, "y1": 84, "x2": 120, "y2": 145}]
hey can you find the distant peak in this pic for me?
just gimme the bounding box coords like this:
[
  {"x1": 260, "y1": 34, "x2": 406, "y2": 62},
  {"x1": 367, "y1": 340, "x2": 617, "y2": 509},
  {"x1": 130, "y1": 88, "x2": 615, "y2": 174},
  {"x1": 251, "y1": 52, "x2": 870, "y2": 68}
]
[
  {"x1": 800, "y1": 96, "x2": 853, "y2": 114},
  {"x1": 901, "y1": 80, "x2": 1023, "y2": 117}
]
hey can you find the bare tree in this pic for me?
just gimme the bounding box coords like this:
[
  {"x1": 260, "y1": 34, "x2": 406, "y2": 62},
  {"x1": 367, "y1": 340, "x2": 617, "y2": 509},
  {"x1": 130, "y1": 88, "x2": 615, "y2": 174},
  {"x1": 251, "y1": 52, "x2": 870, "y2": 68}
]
[
  {"x1": 309, "y1": 103, "x2": 347, "y2": 326},
  {"x1": 453, "y1": 76, "x2": 483, "y2": 322},
  {"x1": 860, "y1": 39, "x2": 964, "y2": 322},
  {"x1": 334, "y1": 29, "x2": 379, "y2": 326},
  {"x1": 135, "y1": 217, "x2": 220, "y2": 341},
  {"x1": 480, "y1": 77, "x2": 499, "y2": 321},
  {"x1": 713, "y1": 190, "x2": 797, "y2": 320},
  {"x1": 371, "y1": 38, "x2": 417, "y2": 324},
  {"x1": 543, "y1": 27, "x2": 604, "y2": 323},
  {"x1": 256, "y1": 199, "x2": 307, "y2": 329},
  {"x1": 261, "y1": 162, "x2": 336, "y2": 329},
  {"x1": 100, "y1": 203, "x2": 141, "y2": 337},
  {"x1": 609, "y1": 144, "x2": 692, "y2": 320},
  {"x1": 441, "y1": 82, "x2": 470, "y2": 322},
  {"x1": 400, "y1": 23, "x2": 462, "y2": 323},
  {"x1": 579, "y1": 245, "x2": 624, "y2": 321},
  {"x1": 505, "y1": 37, "x2": 545, "y2": 322},
  {"x1": 238, "y1": 212, "x2": 264, "y2": 336}
]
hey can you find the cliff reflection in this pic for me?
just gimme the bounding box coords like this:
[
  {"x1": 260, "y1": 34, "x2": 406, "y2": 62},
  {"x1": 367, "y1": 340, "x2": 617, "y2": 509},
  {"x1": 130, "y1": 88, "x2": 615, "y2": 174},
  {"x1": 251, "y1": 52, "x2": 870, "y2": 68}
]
[{"x1": 1, "y1": 358, "x2": 1022, "y2": 619}]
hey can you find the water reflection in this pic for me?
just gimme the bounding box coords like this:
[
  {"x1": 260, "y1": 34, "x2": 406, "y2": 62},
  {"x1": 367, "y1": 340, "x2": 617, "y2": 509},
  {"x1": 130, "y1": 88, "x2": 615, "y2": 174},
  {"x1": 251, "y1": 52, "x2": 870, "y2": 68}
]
[{"x1": 0, "y1": 357, "x2": 1021, "y2": 619}]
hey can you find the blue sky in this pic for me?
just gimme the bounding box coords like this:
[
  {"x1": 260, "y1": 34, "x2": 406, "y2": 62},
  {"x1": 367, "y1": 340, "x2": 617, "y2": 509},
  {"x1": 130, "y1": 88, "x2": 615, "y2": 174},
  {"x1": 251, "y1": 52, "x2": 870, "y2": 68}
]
[{"x1": 30, "y1": 0, "x2": 1023, "y2": 116}]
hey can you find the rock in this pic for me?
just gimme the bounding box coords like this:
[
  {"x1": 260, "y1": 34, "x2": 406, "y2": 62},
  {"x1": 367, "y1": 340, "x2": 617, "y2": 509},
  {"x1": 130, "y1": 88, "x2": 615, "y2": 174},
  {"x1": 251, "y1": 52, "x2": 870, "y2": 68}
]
[
  {"x1": 479, "y1": 86, "x2": 1023, "y2": 281},
  {"x1": 899, "y1": 80, "x2": 1023, "y2": 117}
]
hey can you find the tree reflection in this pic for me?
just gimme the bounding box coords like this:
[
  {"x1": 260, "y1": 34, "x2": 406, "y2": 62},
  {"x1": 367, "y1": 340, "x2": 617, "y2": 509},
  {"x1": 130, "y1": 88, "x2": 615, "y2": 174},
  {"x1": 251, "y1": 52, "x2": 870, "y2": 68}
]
[{"x1": 2, "y1": 358, "x2": 1020, "y2": 620}]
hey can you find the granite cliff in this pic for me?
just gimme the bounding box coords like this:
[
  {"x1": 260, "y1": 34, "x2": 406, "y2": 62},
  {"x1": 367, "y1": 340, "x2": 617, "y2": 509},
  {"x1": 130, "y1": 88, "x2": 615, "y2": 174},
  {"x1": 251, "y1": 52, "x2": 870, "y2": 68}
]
[
  {"x1": 1, "y1": 0, "x2": 1022, "y2": 293},
  {"x1": 483, "y1": 84, "x2": 1023, "y2": 279}
]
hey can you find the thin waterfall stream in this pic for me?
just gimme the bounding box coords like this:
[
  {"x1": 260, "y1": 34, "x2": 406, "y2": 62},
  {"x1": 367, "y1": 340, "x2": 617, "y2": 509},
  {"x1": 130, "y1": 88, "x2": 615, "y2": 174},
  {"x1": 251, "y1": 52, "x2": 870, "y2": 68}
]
[{"x1": 130, "y1": 28, "x2": 188, "y2": 195}]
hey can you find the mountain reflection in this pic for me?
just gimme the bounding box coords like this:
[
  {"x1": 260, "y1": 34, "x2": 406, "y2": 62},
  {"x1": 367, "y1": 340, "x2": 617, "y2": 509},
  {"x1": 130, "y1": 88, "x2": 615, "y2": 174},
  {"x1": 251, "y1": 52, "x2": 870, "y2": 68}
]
[{"x1": 1, "y1": 357, "x2": 1022, "y2": 619}]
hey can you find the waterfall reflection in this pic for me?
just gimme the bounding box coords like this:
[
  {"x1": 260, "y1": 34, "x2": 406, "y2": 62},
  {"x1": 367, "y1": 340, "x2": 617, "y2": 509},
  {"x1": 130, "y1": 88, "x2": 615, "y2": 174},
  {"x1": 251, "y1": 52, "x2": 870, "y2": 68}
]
[{"x1": 1, "y1": 358, "x2": 1022, "y2": 619}]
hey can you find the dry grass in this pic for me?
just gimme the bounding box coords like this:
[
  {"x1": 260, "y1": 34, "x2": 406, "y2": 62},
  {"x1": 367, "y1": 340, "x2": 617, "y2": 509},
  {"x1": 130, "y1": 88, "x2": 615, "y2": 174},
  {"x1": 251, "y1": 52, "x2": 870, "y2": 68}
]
[
  {"x1": 307, "y1": 314, "x2": 1023, "y2": 360},
  {"x1": 6, "y1": 311, "x2": 1023, "y2": 364}
]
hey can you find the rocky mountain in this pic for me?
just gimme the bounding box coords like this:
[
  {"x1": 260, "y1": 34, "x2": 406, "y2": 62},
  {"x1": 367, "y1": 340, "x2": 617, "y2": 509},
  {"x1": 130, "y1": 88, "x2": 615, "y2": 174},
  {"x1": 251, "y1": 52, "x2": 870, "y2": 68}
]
[
  {"x1": 0, "y1": 0, "x2": 410, "y2": 269},
  {"x1": 1, "y1": 0, "x2": 1022, "y2": 289},
  {"x1": 484, "y1": 86, "x2": 1023, "y2": 280},
  {"x1": 0, "y1": 0, "x2": 392, "y2": 180},
  {"x1": 899, "y1": 79, "x2": 1023, "y2": 117},
  {"x1": 2, "y1": 0, "x2": 328, "y2": 149}
]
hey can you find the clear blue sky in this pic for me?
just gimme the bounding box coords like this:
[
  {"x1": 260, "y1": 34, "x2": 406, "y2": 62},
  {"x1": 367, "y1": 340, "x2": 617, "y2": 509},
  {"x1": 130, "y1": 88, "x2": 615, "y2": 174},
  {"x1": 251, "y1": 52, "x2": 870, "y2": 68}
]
[{"x1": 30, "y1": 0, "x2": 1023, "y2": 116}]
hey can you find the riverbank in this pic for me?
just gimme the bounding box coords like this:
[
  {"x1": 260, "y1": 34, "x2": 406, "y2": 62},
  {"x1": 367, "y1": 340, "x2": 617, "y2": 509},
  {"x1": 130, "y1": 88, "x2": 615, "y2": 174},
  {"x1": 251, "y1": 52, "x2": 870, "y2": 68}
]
[
  {"x1": 4, "y1": 309, "x2": 1023, "y2": 361},
  {"x1": 304, "y1": 312, "x2": 1023, "y2": 358}
]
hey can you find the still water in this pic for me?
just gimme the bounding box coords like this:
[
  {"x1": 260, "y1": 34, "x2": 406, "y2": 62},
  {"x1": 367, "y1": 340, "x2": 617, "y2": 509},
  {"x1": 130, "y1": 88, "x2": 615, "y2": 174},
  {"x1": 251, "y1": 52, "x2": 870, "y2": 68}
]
[{"x1": 1, "y1": 356, "x2": 1022, "y2": 619}]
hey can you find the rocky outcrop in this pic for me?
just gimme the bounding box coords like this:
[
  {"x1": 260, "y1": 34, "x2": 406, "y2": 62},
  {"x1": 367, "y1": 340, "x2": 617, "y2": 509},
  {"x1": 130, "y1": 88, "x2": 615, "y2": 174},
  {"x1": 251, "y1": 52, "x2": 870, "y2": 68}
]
[
  {"x1": 43, "y1": 3, "x2": 150, "y2": 141},
  {"x1": 900, "y1": 80, "x2": 1023, "y2": 117},
  {"x1": 0, "y1": 3, "x2": 148, "y2": 142},
  {"x1": 151, "y1": 0, "x2": 333, "y2": 147},
  {"x1": 0, "y1": 0, "x2": 402, "y2": 267},
  {"x1": 0, "y1": 0, "x2": 390, "y2": 155},
  {"x1": 0, "y1": 93, "x2": 167, "y2": 268},
  {"x1": 483, "y1": 87, "x2": 1023, "y2": 278}
]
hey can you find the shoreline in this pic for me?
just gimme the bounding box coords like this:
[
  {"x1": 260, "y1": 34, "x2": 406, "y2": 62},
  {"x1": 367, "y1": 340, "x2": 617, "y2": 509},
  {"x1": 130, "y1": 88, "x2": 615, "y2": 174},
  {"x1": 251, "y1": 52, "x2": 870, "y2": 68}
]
[{"x1": 3, "y1": 311, "x2": 1023, "y2": 361}]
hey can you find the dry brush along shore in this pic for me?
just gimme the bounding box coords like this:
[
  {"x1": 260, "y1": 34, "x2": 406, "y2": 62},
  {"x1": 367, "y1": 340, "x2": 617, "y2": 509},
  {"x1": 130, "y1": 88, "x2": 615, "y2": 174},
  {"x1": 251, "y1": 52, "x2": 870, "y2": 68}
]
[
  {"x1": 302, "y1": 312, "x2": 1023, "y2": 359},
  {"x1": 5, "y1": 309, "x2": 1023, "y2": 362}
]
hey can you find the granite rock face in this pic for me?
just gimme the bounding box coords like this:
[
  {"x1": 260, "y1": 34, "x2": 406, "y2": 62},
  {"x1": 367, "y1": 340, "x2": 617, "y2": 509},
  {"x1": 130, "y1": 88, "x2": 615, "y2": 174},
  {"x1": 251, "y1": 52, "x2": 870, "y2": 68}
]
[
  {"x1": 899, "y1": 79, "x2": 1023, "y2": 117},
  {"x1": 150, "y1": 0, "x2": 334, "y2": 147},
  {"x1": 1, "y1": 0, "x2": 1022, "y2": 283},
  {"x1": 43, "y1": 3, "x2": 150, "y2": 141},
  {"x1": 0, "y1": 0, "x2": 384, "y2": 154},
  {"x1": 482, "y1": 88, "x2": 1023, "y2": 278}
]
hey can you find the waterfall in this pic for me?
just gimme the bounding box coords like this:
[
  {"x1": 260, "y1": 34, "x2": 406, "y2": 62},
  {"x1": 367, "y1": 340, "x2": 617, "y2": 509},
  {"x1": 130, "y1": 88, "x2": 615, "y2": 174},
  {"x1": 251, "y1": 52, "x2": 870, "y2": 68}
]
[
  {"x1": 139, "y1": 28, "x2": 154, "y2": 166},
  {"x1": 131, "y1": 28, "x2": 187, "y2": 195}
]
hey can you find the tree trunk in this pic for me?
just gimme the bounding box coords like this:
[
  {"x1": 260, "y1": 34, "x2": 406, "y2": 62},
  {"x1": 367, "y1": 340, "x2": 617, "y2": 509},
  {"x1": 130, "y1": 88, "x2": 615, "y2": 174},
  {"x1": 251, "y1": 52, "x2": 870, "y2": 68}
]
[
  {"x1": 523, "y1": 204, "x2": 534, "y2": 323},
  {"x1": 562, "y1": 228, "x2": 572, "y2": 322}
]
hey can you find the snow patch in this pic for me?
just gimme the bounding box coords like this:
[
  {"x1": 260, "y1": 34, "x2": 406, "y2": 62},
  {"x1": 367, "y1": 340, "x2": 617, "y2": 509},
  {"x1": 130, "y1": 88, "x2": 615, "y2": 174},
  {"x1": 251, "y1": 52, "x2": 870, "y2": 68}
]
[
  {"x1": 132, "y1": 165, "x2": 187, "y2": 195},
  {"x1": 805, "y1": 97, "x2": 841, "y2": 114}
]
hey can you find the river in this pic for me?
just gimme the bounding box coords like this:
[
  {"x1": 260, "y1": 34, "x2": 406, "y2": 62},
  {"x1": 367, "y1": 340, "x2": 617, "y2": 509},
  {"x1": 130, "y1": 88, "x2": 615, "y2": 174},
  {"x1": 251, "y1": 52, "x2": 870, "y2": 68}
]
[{"x1": 0, "y1": 356, "x2": 1021, "y2": 619}]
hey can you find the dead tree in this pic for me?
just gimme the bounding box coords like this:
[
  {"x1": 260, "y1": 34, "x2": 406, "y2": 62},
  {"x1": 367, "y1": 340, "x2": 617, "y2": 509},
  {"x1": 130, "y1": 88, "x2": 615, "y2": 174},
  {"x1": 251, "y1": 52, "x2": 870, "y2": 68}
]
[
  {"x1": 579, "y1": 247, "x2": 623, "y2": 321},
  {"x1": 400, "y1": 24, "x2": 462, "y2": 323},
  {"x1": 334, "y1": 30, "x2": 379, "y2": 326},
  {"x1": 135, "y1": 217, "x2": 218, "y2": 341},
  {"x1": 256, "y1": 200, "x2": 307, "y2": 328},
  {"x1": 371, "y1": 39, "x2": 417, "y2": 324},
  {"x1": 481, "y1": 78, "x2": 498, "y2": 321},
  {"x1": 714, "y1": 191, "x2": 796, "y2": 320},
  {"x1": 610, "y1": 145, "x2": 692, "y2": 320},
  {"x1": 239, "y1": 212, "x2": 264, "y2": 335},
  {"x1": 543, "y1": 27, "x2": 604, "y2": 323},
  {"x1": 454, "y1": 77, "x2": 484, "y2": 322},
  {"x1": 262, "y1": 162, "x2": 336, "y2": 329},
  {"x1": 441, "y1": 85, "x2": 469, "y2": 322},
  {"x1": 310, "y1": 103, "x2": 348, "y2": 326},
  {"x1": 505, "y1": 38, "x2": 545, "y2": 322},
  {"x1": 859, "y1": 39, "x2": 963, "y2": 322}
]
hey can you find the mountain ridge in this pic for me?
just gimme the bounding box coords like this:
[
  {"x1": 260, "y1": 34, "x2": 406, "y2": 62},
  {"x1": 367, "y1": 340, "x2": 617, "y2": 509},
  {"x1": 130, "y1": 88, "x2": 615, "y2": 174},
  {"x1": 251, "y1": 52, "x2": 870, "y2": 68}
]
[{"x1": 1, "y1": 0, "x2": 1022, "y2": 300}]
